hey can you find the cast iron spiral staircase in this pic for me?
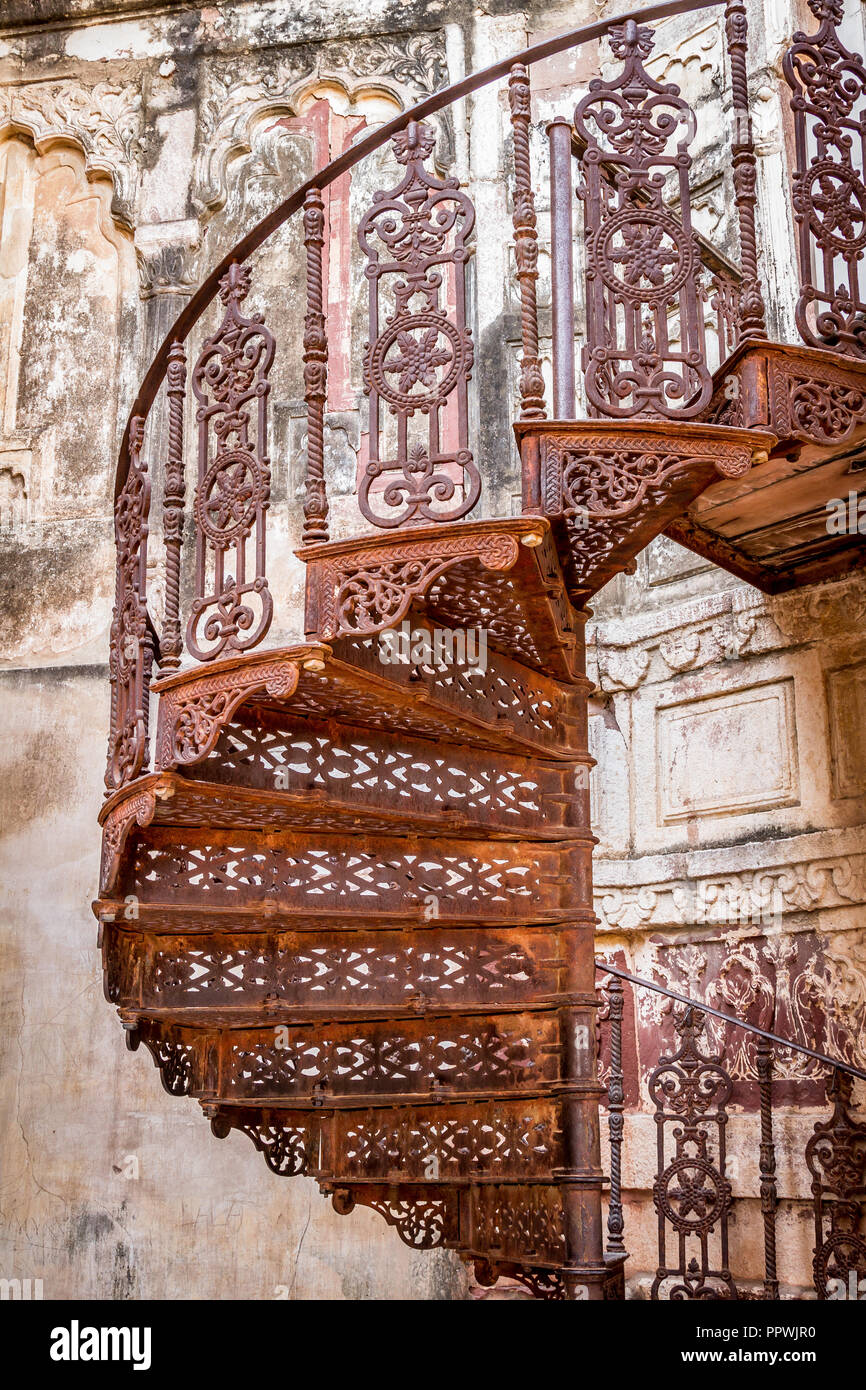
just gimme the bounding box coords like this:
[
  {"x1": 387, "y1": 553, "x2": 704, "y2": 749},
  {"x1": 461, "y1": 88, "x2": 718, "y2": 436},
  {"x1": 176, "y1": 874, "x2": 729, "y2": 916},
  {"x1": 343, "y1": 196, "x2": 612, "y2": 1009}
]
[{"x1": 95, "y1": 0, "x2": 866, "y2": 1299}]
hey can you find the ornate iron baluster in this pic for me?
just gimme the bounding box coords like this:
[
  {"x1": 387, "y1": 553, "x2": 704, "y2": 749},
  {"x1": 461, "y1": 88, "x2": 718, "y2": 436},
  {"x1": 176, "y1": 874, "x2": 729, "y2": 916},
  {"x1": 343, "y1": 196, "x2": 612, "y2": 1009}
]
[
  {"x1": 649, "y1": 1006, "x2": 736, "y2": 1299},
  {"x1": 756, "y1": 1038, "x2": 779, "y2": 1300},
  {"x1": 106, "y1": 416, "x2": 153, "y2": 790},
  {"x1": 161, "y1": 341, "x2": 187, "y2": 671},
  {"x1": 605, "y1": 974, "x2": 627, "y2": 1259},
  {"x1": 708, "y1": 268, "x2": 741, "y2": 360},
  {"x1": 358, "y1": 119, "x2": 478, "y2": 528},
  {"x1": 806, "y1": 1067, "x2": 866, "y2": 1298},
  {"x1": 188, "y1": 263, "x2": 274, "y2": 662},
  {"x1": 783, "y1": 0, "x2": 866, "y2": 356},
  {"x1": 724, "y1": 0, "x2": 767, "y2": 341},
  {"x1": 302, "y1": 188, "x2": 330, "y2": 544},
  {"x1": 575, "y1": 19, "x2": 712, "y2": 418},
  {"x1": 509, "y1": 63, "x2": 545, "y2": 420}
]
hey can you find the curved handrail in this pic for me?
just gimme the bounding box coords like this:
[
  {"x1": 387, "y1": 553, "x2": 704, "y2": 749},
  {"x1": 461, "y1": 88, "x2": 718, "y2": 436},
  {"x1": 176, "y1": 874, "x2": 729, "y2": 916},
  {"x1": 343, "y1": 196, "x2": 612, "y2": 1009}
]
[
  {"x1": 115, "y1": 0, "x2": 726, "y2": 499},
  {"x1": 596, "y1": 960, "x2": 866, "y2": 1083}
]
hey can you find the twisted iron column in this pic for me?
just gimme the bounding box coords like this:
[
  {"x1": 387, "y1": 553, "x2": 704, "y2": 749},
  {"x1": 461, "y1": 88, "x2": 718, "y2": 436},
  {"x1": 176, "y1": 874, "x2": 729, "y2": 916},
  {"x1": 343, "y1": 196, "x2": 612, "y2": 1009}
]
[
  {"x1": 605, "y1": 975, "x2": 627, "y2": 1258},
  {"x1": 509, "y1": 63, "x2": 546, "y2": 420},
  {"x1": 724, "y1": 0, "x2": 768, "y2": 339},
  {"x1": 302, "y1": 187, "x2": 330, "y2": 543},
  {"x1": 756, "y1": 1038, "x2": 779, "y2": 1299},
  {"x1": 160, "y1": 341, "x2": 186, "y2": 671}
]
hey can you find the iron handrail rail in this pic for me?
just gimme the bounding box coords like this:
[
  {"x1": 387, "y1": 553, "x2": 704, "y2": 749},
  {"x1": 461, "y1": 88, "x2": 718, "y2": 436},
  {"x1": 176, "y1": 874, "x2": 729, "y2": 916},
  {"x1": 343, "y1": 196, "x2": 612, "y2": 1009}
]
[
  {"x1": 115, "y1": 0, "x2": 729, "y2": 499},
  {"x1": 596, "y1": 960, "x2": 866, "y2": 1082}
]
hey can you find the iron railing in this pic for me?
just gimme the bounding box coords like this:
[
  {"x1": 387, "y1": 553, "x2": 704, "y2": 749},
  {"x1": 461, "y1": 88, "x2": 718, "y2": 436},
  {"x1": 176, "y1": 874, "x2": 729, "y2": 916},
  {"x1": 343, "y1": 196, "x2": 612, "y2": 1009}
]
[
  {"x1": 596, "y1": 961, "x2": 866, "y2": 1299},
  {"x1": 104, "y1": 0, "x2": 866, "y2": 789}
]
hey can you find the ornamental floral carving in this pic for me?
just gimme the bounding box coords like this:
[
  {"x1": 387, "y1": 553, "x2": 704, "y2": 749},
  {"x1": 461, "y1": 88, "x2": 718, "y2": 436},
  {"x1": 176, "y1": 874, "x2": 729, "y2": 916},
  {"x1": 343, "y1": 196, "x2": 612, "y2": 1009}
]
[
  {"x1": 308, "y1": 531, "x2": 519, "y2": 641},
  {"x1": 0, "y1": 80, "x2": 141, "y2": 228},
  {"x1": 194, "y1": 34, "x2": 448, "y2": 214},
  {"x1": 156, "y1": 659, "x2": 300, "y2": 769},
  {"x1": 99, "y1": 788, "x2": 157, "y2": 896}
]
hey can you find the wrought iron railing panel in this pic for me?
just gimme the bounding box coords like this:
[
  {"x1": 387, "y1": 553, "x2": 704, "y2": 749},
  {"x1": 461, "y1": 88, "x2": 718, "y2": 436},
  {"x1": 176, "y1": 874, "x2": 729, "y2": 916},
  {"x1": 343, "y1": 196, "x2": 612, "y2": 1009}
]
[
  {"x1": 597, "y1": 962, "x2": 866, "y2": 1300},
  {"x1": 575, "y1": 20, "x2": 713, "y2": 419},
  {"x1": 784, "y1": 0, "x2": 866, "y2": 356},
  {"x1": 358, "y1": 120, "x2": 477, "y2": 528},
  {"x1": 188, "y1": 264, "x2": 274, "y2": 662}
]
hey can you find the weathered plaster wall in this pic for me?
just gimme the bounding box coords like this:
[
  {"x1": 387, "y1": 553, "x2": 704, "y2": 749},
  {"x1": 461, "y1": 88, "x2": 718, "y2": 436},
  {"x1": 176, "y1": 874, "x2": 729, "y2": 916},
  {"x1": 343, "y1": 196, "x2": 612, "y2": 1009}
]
[
  {"x1": 0, "y1": 663, "x2": 463, "y2": 1299},
  {"x1": 0, "y1": 0, "x2": 863, "y2": 1299}
]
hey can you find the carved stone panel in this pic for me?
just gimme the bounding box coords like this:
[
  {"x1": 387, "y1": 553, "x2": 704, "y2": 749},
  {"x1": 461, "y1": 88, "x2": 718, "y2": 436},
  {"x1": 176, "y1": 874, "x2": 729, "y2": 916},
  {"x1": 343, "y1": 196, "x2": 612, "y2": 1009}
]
[
  {"x1": 826, "y1": 661, "x2": 866, "y2": 799},
  {"x1": 656, "y1": 680, "x2": 799, "y2": 822}
]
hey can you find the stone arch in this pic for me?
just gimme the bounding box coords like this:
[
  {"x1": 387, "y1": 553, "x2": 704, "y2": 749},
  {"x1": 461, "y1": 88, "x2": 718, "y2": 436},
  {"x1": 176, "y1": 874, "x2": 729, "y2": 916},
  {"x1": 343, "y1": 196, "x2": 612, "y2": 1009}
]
[
  {"x1": 192, "y1": 74, "x2": 405, "y2": 221},
  {"x1": 0, "y1": 80, "x2": 141, "y2": 231}
]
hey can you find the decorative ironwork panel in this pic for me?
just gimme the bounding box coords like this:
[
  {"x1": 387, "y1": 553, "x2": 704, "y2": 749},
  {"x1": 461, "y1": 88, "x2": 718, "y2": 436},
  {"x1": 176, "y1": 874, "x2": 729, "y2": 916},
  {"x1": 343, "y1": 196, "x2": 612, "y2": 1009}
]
[
  {"x1": 358, "y1": 120, "x2": 478, "y2": 526},
  {"x1": 128, "y1": 1022, "x2": 201, "y2": 1098},
  {"x1": 106, "y1": 417, "x2": 153, "y2": 790},
  {"x1": 221, "y1": 1014, "x2": 559, "y2": 1100},
  {"x1": 531, "y1": 422, "x2": 768, "y2": 603},
  {"x1": 214, "y1": 1110, "x2": 316, "y2": 1178},
  {"x1": 783, "y1": 0, "x2": 866, "y2": 356},
  {"x1": 330, "y1": 1185, "x2": 459, "y2": 1250},
  {"x1": 108, "y1": 925, "x2": 560, "y2": 1013},
  {"x1": 474, "y1": 1260, "x2": 568, "y2": 1300},
  {"x1": 124, "y1": 829, "x2": 587, "y2": 921},
  {"x1": 191, "y1": 715, "x2": 575, "y2": 834},
  {"x1": 334, "y1": 1100, "x2": 562, "y2": 1181},
  {"x1": 470, "y1": 1185, "x2": 567, "y2": 1264},
  {"x1": 99, "y1": 786, "x2": 156, "y2": 896},
  {"x1": 334, "y1": 632, "x2": 578, "y2": 750},
  {"x1": 806, "y1": 1068, "x2": 866, "y2": 1297},
  {"x1": 649, "y1": 1007, "x2": 737, "y2": 1300},
  {"x1": 574, "y1": 20, "x2": 712, "y2": 418},
  {"x1": 155, "y1": 658, "x2": 300, "y2": 768},
  {"x1": 188, "y1": 263, "x2": 274, "y2": 660},
  {"x1": 302, "y1": 520, "x2": 583, "y2": 682}
]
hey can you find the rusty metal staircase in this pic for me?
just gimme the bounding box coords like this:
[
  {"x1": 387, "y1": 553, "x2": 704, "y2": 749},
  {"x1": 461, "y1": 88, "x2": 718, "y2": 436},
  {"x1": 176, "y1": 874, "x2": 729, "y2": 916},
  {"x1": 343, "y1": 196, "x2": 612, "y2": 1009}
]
[{"x1": 95, "y1": 0, "x2": 866, "y2": 1299}]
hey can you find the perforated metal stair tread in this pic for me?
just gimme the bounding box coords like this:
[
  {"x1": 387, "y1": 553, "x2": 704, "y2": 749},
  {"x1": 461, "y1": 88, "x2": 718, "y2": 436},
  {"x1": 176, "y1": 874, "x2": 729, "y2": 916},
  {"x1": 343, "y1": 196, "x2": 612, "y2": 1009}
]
[
  {"x1": 150, "y1": 635, "x2": 589, "y2": 771},
  {"x1": 100, "y1": 918, "x2": 574, "y2": 1026},
  {"x1": 298, "y1": 517, "x2": 585, "y2": 682},
  {"x1": 517, "y1": 419, "x2": 777, "y2": 604},
  {"x1": 99, "y1": 763, "x2": 596, "y2": 845},
  {"x1": 666, "y1": 340, "x2": 866, "y2": 589}
]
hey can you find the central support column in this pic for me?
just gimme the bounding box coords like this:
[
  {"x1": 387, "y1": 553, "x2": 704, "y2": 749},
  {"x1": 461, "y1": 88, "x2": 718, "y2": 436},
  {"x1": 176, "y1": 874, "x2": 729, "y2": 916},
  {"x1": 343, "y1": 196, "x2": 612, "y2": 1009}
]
[
  {"x1": 560, "y1": 923, "x2": 608, "y2": 1298},
  {"x1": 557, "y1": 613, "x2": 608, "y2": 1299}
]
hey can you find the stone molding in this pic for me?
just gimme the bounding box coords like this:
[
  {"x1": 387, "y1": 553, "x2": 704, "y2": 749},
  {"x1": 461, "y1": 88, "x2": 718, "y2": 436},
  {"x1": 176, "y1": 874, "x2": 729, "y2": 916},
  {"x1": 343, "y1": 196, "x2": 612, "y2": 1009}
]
[
  {"x1": 0, "y1": 78, "x2": 141, "y2": 228},
  {"x1": 194, "y1": 32, "x2": 448, "y2": 214},
  {"x1": 595, "y1": 828, "x2": 866, "y2": 931},
  {"x1": 589, "y1": 571, "x2": 866, "y2": 692}
]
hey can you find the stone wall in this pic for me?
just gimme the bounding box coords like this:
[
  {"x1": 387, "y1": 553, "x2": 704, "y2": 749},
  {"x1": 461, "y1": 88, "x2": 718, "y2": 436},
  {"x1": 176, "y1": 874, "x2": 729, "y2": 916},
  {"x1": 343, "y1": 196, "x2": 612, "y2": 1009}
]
[{"x1": 0, "y1": 0, "x2": 863, "y2": 1299}]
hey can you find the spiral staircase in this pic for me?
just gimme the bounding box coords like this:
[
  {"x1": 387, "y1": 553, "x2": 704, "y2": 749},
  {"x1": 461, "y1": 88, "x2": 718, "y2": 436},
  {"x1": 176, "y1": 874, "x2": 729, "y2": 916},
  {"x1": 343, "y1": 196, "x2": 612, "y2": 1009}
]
[{"x1": 94, "y1": 0, "x2": 866, "y2": 1299}]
